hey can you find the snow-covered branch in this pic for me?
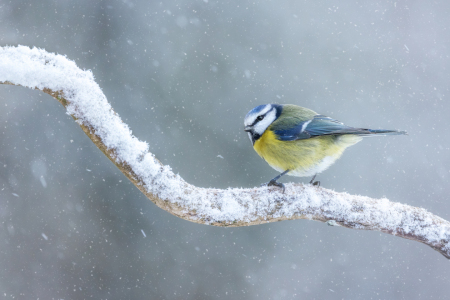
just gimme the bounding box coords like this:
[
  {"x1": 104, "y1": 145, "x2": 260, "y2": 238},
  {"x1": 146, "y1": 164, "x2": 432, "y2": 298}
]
[{"x1": 1, "y1": 45, "x2": 449, "y2": 259}]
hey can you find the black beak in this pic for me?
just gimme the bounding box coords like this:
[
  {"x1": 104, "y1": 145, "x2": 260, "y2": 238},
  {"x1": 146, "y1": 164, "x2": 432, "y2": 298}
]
[{"x1": 244, "y1": 126, "x2": 252, "y2": 132}]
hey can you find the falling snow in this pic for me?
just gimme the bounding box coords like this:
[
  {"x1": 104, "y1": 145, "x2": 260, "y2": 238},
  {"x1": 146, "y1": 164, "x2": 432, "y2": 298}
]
[{"x1": 1, "y1": 46, "x2": 449, "y2": 255}]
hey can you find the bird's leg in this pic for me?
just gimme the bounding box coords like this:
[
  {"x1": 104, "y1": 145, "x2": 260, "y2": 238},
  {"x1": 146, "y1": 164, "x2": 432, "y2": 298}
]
[
  {"x1": 261, "y1": 169, "x2": 290, "y2": 193},
  {"x1": 309, "y1": 174, "x2": 320, "y2": 186}
]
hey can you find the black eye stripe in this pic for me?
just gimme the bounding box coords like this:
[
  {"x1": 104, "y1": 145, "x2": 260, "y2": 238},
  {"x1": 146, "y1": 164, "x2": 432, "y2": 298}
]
[
  {"x1": 251, "y1": 114, "x2": 265, "y2": 126},
  {"x1": 251, "y1": 119, "x2": 260, "y2": 126}
]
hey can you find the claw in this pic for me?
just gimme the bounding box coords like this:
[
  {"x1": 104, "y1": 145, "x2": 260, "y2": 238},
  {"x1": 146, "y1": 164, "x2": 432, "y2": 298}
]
[
  {"x1": 267, "y1": 179, "x2": 285, "y2": 193},
  {"x1": 309, "y1": 174, "x2": 320, "y2": 186},
  {"x1": 261, "y1": 170, "x2": 289, "y2": 193}
]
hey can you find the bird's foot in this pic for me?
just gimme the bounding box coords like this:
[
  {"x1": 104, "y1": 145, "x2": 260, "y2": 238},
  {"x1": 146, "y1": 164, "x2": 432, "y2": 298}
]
[
  {"x1": 267, "y1": 179, "x2": 285, "y2": 193},
  {"x1": 309, "y1": 174, "x2": 320, "y2": 186},
  {"x1": 260, "y1": 170, "x2": 289, "y2": 193}
]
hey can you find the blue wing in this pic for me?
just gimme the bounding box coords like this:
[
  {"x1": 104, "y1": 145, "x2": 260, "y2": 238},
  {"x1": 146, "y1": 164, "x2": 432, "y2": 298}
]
[{"x1": 274, "y1": 115, "x2": 405, "y2": 141}]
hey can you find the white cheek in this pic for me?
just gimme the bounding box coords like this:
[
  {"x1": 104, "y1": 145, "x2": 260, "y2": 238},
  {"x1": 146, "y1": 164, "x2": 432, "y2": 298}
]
[{"x1": 254, "y1": 109, "x2": 276, "y2": 135}]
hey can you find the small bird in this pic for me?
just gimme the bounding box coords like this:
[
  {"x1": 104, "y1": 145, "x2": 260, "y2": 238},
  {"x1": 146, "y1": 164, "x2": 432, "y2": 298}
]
[{"x1": 244, "y1": 104, "x2": 407, "y2": 192}]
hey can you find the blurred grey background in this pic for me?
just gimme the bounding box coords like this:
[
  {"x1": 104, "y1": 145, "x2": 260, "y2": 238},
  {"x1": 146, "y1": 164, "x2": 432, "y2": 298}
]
[{"x1": 1, "y1": 0, "x2": 449, "y2": 299}]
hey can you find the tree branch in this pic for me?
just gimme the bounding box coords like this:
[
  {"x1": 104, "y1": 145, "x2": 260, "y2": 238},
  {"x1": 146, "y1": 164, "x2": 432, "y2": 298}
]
[{"x1": 1, "y1": 45, "x2": 449, "y2": 259}]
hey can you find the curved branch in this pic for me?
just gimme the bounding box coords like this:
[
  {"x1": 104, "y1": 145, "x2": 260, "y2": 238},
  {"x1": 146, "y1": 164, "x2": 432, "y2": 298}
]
[{"x1": 1, "y1": 46, "x2": 449, "y2": 259}]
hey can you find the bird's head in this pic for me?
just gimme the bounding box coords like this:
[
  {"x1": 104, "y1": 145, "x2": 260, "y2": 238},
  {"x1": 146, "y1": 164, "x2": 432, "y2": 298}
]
[{"x1": 244, "y1": 104, "x2": 282, "y2": 144}]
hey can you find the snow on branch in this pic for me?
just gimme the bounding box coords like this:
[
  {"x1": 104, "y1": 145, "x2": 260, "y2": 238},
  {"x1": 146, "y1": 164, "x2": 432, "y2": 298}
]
[{"x1": 1, "y1": 45, "x2": 449, "y2": 259}]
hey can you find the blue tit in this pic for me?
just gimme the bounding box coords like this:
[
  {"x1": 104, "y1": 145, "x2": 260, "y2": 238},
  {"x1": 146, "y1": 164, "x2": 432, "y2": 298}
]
[{"x1": 244, "y1": 104, "x2": 407, "y2": 191}]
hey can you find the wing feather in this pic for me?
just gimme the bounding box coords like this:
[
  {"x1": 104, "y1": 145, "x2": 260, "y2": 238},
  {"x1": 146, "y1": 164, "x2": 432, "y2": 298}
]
[{"x1": 273, "y1": 115, "x2": 397, "y2": 141}]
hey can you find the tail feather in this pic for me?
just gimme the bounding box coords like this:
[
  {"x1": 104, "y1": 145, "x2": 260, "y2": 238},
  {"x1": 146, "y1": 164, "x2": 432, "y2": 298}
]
[
  {"x1": 329, "y1": 128, "x2": 407, "y2": 136},
  {"x1": 365, "y1": 129, "x2": 408, "y2": 136}
]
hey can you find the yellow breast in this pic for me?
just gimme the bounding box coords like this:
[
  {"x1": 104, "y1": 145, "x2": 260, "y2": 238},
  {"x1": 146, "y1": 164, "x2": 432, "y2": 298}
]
[{"x1": 253, "y1": 129, "x2": 362, "y2": 177}]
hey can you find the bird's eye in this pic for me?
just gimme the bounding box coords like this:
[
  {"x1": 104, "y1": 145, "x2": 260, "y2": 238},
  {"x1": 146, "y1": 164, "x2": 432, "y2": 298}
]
[{"x1": 257, "y1": 115, "x2": 264, "y2": 121}]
